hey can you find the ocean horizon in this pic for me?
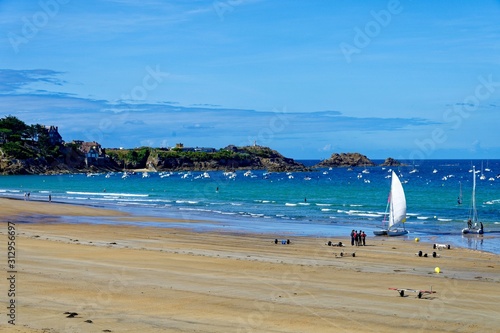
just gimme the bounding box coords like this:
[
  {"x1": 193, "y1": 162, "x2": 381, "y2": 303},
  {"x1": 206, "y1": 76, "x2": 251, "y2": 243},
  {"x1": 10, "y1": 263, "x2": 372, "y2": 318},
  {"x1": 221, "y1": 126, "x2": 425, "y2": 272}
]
[{"x1": 1, "y1": 159, "x2": 499, "y2": 254}]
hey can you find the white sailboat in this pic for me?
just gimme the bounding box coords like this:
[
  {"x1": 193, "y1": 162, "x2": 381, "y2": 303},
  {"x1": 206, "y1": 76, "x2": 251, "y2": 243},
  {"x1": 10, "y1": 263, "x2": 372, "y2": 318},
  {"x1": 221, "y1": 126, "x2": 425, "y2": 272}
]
[
  {"x1": 409, "y1": 162, "x2": 418, "y2": 174},
  {"x1": 374, "y1": 171, "x2": 409, "y2": 236},
  {"x1": 462, "y1": 166, "x2": 484, "y2": 235},
  {"x1": 362, "y1": 163, "x2": 370, "y2": 174},
  {"x1": 479, "y1": 161, "x2": 486, "y2": 180}
]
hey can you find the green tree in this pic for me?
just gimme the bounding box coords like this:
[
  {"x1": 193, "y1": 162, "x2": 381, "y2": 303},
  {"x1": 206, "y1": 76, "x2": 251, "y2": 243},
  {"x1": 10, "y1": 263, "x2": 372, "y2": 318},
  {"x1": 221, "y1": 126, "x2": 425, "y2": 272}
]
[
  {"x1": 0, "y1": 128, "x2": 12, "y2": 143},
  {"x1": 26, "y1": 125, "x2": 39, "y2": 143},
  {"x1": 0, "y1": 115, "x2": 28, "y2": 142}
]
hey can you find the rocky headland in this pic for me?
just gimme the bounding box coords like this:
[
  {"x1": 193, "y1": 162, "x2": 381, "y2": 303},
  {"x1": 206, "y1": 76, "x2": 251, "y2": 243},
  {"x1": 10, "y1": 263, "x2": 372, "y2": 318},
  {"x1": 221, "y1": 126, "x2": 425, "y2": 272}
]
[
  {"x1": 0, "y1": 144, "x2": 405, "y2": 175},
  {"x1": 0, "y1": 115, "x2": 403, "y2": 175},
  {"x1": 0, "y1": 144, "x2": 311, "y2": 175}
]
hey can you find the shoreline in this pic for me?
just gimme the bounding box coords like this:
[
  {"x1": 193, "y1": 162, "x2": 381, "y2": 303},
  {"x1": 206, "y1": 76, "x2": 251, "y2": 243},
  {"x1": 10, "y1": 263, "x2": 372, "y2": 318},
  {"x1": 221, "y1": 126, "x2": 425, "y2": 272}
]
[
  {"x1": 1, "y1": 198, "x2": 499, "y2": 332},
  {"x1": 2, "y1": 196, "x2": 498, "y2": 255}
]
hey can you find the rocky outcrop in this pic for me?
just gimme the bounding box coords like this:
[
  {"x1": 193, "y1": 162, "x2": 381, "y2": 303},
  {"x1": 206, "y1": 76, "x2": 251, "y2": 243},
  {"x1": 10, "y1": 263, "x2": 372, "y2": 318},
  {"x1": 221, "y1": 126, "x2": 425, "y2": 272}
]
[
  {"x1": 315, "y1": 153, "x2": 375, "y2": 168},
  {"x1": 380, "y1": 157, "x2": 405, "y2": 167}
]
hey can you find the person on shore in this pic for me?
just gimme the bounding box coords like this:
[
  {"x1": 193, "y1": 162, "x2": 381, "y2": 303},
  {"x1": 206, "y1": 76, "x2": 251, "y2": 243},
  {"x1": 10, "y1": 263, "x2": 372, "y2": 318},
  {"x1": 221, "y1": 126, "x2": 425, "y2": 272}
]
[
  {"x1": 49, "y1": 194, "x2": 51, "y2": 202},
  {"x1": 357, "y1": 230, "x2": 362, "y2": 246},
  {"x1": 361, "y1": 231, "x2": 366, "y2": 246},
  {"x1": 350, "y1": 230, "x2": 355, "y2": 246}
]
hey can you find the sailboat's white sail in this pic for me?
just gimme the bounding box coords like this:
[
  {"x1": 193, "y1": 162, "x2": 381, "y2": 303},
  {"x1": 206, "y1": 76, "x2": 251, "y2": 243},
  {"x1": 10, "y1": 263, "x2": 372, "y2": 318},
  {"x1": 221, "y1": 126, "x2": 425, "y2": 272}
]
[
  {"x1": 375, "y1": 171, "x2": 408, "y2": 236},
  {"x1": 388, "y1": 171, "x2": 406, "y2": 229}
]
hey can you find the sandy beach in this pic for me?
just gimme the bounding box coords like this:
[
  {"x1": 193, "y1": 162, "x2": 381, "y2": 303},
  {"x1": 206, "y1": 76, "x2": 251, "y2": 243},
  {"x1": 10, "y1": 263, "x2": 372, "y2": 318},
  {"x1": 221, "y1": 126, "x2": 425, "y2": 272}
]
[{"x1": 1, "y1": 198, "x2": 499, "y2": 332}]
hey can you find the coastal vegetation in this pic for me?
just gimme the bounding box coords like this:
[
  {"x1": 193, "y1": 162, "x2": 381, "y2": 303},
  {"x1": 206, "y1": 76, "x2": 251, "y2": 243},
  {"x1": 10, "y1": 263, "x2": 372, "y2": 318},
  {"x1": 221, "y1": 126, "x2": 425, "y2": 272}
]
[
  {"x1": 153, "y1": 148, "x2": 248, "y2": 162},
  {"x1": 107, "y1": 147, "x2": 151, "y2": 169},
  {"x1": 0, "y1": 116, "x2": 60, "y2": 160}
]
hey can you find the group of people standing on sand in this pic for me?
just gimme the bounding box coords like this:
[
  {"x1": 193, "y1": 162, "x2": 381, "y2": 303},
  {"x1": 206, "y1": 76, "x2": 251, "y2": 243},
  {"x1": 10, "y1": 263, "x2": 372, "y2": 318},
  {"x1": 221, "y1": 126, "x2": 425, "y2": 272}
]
[{"x1": 350, "y1": 230, "x2": 366, "y2": 246}]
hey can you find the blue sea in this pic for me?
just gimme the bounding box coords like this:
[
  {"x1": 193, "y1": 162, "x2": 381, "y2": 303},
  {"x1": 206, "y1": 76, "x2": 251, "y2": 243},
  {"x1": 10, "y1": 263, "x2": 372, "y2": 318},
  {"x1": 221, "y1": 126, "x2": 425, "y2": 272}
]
[{"x1": 1, "y1": 159, "x2": 499, "y2": 254}]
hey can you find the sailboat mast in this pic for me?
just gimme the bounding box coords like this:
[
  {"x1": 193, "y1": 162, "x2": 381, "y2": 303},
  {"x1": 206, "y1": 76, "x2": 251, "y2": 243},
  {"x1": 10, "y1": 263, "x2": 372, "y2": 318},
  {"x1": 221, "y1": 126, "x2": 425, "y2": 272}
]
[
  {"x1": 458, "y1": 181, "x2": 462, "y2": 204},
  {"x1": 472, "y1": 166, "x2": 478, "y2": 223},
  {"x1": 383, "y1": 192, "x2": 391, "y2": 224},
  {"x1": 389, "y1": 190, "x2": 394, "y2": 226}
]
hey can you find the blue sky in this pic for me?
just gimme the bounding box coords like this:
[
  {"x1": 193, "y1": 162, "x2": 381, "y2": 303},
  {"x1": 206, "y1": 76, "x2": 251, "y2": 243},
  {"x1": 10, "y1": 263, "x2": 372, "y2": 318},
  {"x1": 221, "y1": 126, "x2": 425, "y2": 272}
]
[{"x1": 1, "y1": 0, "x2": 499, "y2": 160}]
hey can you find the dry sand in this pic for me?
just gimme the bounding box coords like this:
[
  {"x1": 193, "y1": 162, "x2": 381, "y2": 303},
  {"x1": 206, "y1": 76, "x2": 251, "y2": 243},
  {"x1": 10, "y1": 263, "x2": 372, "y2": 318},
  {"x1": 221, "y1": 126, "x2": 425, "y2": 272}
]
[{"x1": 1, "y1": 198, "x2": 499, "y2": 332}]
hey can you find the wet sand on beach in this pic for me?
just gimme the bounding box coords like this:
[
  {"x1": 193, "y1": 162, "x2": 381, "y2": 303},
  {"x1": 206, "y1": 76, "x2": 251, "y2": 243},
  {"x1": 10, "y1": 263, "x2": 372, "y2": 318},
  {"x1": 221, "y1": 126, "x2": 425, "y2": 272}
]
[{"x1": 1, "y1": 198, "x2": 499, "y2": 332}]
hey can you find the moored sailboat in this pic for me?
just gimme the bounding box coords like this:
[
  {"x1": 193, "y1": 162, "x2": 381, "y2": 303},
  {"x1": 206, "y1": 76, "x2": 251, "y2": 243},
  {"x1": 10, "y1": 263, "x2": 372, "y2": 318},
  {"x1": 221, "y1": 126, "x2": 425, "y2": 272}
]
[
  {"x1": 462, "y1": 166, "x2": 484, "y2": 235},
  {"x1": 374, "y1": 171, "x2": 409, "y2": 236}
]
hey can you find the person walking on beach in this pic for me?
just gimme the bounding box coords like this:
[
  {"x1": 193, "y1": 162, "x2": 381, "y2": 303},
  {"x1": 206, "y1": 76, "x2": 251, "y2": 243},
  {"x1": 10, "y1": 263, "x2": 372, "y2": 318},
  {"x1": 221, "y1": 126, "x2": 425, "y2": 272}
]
[
  {"x1": 361, "y1": 231, "x2": 366, "y2": 246},
  {"x1": 351, "y1": 230, "x2": 355, "y2": 246}
]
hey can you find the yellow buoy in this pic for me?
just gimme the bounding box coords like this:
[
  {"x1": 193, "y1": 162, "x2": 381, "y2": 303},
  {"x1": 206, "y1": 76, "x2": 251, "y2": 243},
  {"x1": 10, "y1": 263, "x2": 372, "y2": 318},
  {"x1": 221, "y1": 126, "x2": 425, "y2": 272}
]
[
  {"x1": 415, "y1": 237, "x2": 420, "y2": 242},
  {"x1": 435, "y1": 267, "x2": 440, "y2": 274}
]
